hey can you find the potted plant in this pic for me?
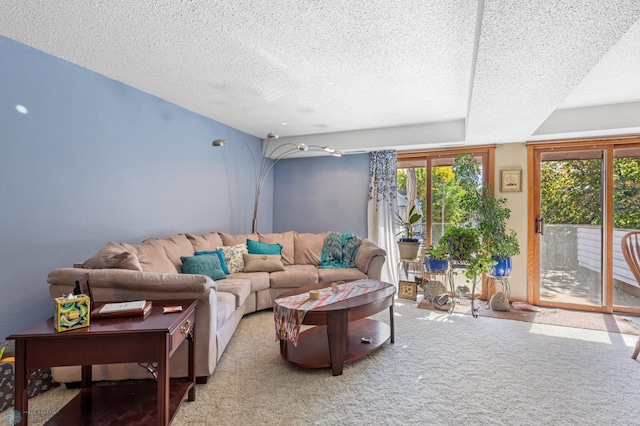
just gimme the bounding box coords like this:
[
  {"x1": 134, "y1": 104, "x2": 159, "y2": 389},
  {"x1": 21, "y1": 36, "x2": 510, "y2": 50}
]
[
  {"x1": 424, "y1": 240, "x2": 449, "y2": 273},
  {"x1": 441, "y1": 225, "x2": 480, "y2": 262},
  {"x1": 395, "y1": 205, "x2": 423, "y2": 259},
  {"x1": 439, "y1": 225, "x2": 493, "y2": 281},
  {"x1": 489, "y1": 230, "x2": 520, "y2": 276},
  {"x1": 444, "y1": 153, "x2": 520, "y2": 279},
  {"x1": 452, "y1": 153, "x2": 520, "y2": 279},
  {"x1": 473, "y1": 181, "x2": 520, "y2": 277}
]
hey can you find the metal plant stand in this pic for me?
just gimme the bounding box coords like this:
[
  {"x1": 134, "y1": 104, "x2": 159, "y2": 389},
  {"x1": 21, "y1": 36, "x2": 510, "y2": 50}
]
[
  {"x1": 449, "y1": 260, "x2": 479, "y2": 317},
  {"x1": 484, "y1": 275, "x2": 511, "y2": 306}
]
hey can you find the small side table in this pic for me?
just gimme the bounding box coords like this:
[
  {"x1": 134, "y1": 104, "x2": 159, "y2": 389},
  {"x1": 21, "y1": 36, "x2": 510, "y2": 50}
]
[
  {"x1": 397, "y1": 257, "x2": 422, "y2": 281},
  {"x1": 8, "y1": 299, "x2": 197, "y2": 426}
]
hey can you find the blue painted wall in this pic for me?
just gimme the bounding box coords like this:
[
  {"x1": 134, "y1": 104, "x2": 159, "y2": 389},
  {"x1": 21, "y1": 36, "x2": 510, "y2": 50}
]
[
  {"x1": 0, "y1": 36, "x2": 269, "y2": 340},
  {"x1": 272, "y1": 153, "x2": 369, "y2": 237}
]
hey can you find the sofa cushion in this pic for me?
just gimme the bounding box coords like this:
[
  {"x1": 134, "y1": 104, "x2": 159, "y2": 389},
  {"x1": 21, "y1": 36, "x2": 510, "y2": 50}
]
[
  {"x1": 317, "y1": 267, "x2": 367, "y2": 282},
  {"x1": 121, "y1": 239, "x2": 178, "y2": 274},
  {"x1": 180, "y1": 254, "x2": 226, "y2": 281},
  {"x1": 259, "y1": 232, "x2": 295, "y2": 266},
  {"x1": 218, "y1": 243, "x2": 248, "y2": 273},
  {"x1": 226, "y1": 271, "x2": 270, "y2": 293},
  {"x1": 216, "y1": 291, "x2": 236, "y2": 326},
  {"x1": 158, "y1": 234, "x2": 195, "y2": 272},
  {"x1": 82, "y1": 242, "x2": 143, "y2": 271},
  {"x1": 195, "y1": 250, "x2": 229, "y2": 274},
  {"x1": 216, "y1": 278, "x2": 251, "y2": 308},
  {"x1": 269, "y1": 265, "x2": 319, "y2": 288},
  {"x1": 184, "y1": 232, "x2": 224, "y2": 252},
  {"x1": 243, "y1": 254, "x2": 285, "y2": 273},
  {"x1": 294, "y1": 232, "x2": 329, "y2": 266},
  {"x1": 219, "y1": 232, "x2": 258, "y2": 246}
]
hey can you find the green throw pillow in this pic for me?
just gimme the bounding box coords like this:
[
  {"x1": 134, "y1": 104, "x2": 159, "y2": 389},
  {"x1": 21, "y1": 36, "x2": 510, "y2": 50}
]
[
  {"x1": 247, "y1": 239, "x2": 282, "y2": 255},
  {"x1": 180, "y1": 254, "x2": 226, "y2": 280},
  {"x1": 195, "y1": 250, "x2": 230, "y2": 274}
]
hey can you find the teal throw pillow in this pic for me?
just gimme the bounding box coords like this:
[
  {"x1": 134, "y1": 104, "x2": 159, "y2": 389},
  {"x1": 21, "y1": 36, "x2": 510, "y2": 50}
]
[
  {"x1": 195, "y1": 250, "x2": 229, "y2": 274},
  {"x1": 247, "y1": 239, "x2": 282, "y2": 255},
  {"x1": 181, "y1": 254, "x2": 226, "y2": 280}
]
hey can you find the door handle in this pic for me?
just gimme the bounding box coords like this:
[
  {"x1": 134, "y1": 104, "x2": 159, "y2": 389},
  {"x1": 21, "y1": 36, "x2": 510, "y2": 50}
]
[{"x1": 535, "y1": 217, "x2": 544, "y2": 235}]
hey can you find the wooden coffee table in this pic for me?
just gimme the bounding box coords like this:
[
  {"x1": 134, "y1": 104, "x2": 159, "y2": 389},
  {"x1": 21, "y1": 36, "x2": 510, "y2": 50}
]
[
  {"x1": 275, "y1": 280, "x2": 395, "y2": 376},
  {"x1": 7, "y1": 299, "x2": 197, "y2": 426}
]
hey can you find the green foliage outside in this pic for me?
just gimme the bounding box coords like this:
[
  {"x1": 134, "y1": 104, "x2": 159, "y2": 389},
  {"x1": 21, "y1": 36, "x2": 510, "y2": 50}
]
[
  {"x1": 401, "y1": 157, "x2": 640, "y2": 234},
  {"x1": 399, "y1": 153, "x2": 520, "y2": 280},
  {"x1": 541, "y1": 157, "x2": 640, "y2": 229},
  {"x1": 431, "y1": 166, "x2": 467, "y2": 225},
  {"x1": 396, "y1": 166, "x2": 467, "y2": 237},
  {"x1": 614, "y1": 157, "x2": 640, "y2": 228}
]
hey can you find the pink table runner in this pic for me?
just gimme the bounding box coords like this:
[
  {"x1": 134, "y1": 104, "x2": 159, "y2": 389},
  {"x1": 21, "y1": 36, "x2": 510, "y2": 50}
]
[{"x1": 274, "y1": 280, "x2": 388, "y2": 346}]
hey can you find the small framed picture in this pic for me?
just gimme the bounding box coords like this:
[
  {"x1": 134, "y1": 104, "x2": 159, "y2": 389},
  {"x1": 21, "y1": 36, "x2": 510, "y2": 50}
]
[
  {"x1": 398, "y1": 280, "x2": 417, "y2": 301},
  {"x1": 500, "y1": 170, "x2": 522, "y2": 192},
  {"x1": 74, "y1": 273, "x2": 92, "y2": 301}
]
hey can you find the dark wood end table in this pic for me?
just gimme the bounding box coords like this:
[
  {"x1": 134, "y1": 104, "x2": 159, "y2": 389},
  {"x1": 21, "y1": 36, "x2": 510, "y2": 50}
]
[{"x1": 7, "y1": 299, "x2": 198, "y2": 426}]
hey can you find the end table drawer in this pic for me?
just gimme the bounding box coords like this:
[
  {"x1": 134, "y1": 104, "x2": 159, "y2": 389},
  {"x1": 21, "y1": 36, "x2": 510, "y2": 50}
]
[{"x1": 171, "y1": 312, "x2": 195, "y2": 352}]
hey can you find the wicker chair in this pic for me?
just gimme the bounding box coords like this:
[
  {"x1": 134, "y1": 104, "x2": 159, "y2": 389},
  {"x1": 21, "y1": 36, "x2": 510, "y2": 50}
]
[{"x1": 620, "y1": 230, "x2": 640, "y2": 359}]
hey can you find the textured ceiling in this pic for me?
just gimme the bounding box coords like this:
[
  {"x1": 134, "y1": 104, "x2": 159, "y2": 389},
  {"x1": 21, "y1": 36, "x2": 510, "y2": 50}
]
[{"x1": 2, "y1": 0, "x2": 640, "y2": 153}]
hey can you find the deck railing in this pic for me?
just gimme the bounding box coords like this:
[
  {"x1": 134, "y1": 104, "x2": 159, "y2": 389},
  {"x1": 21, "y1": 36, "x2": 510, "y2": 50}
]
[{"x1": 544, "y1": 224, "x2": 639, "y2": 289}]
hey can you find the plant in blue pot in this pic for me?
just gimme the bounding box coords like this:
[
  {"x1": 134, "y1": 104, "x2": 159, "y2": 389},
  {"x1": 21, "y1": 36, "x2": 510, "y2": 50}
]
[
  {"x1": 452, "y1": 153, "x2": 520, "y2": 281},
  {"x1": 471, "y1": 184, "x2": 520, "y2": 277},
  {"x1": 489, "y1": 230, "x2": 520, "y2": 277},
  {"x1": 424, "y1": 240, "x2": 449, "y2": 273}
]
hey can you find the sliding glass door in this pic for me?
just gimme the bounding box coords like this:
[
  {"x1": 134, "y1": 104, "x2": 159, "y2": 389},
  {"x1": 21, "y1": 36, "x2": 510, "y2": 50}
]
[
  {"x1": 531, "y1": 140, "x2": 640, "y2": 314},
  {"x1": 537, "y1": 150, "x2": 604, "y2": 308}
]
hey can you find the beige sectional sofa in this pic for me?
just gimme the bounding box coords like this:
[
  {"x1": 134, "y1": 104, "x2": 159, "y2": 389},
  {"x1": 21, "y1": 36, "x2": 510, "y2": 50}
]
[{"x1": 47, "y1": 231, "x2": 386, "y2": 383}]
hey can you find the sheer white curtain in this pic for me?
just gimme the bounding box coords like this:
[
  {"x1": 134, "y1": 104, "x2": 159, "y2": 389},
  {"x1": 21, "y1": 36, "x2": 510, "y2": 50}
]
[
  {"x1": 367, "y1": 150, "x2": 399, "y2": 285},
  {"x1": 404, "y1": 168, "x2": 422, "y2": 220}
]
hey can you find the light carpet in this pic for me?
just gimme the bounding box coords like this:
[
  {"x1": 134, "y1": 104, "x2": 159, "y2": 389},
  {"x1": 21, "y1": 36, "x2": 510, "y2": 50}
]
[
  {"x1": 6, "y1": 299, "x2": 640, "y2": 426},
  {"x1": 432, "y1": 298, "x2": 640, "y2": 335}
]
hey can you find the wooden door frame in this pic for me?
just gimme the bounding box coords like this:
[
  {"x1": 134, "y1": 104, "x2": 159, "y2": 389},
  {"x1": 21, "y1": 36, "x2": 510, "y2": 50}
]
[{"x1": 527, "y1": 136, "x2": 640, "y2": 314}]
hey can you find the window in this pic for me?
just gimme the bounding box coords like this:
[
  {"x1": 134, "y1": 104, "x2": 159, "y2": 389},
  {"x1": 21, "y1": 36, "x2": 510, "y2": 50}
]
[{"x1": 397, "y1": 147, "x2": 495, "y2": 248}]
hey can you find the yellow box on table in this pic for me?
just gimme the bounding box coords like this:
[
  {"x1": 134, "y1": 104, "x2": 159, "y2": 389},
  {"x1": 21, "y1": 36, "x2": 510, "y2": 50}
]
[{"x1": 54, "y1": 294, "x2": 90, "y2": 331}]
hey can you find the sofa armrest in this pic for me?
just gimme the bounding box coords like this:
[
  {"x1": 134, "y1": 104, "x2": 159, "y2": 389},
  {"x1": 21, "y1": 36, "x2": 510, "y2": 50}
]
[
  {"x1": 47, "y1": 268, "x2": 217, "y2": 302},
  {"x1": 47, "y1": 267, "x2": 220, "y2": 379},
  {"x1": 355, "y1": 239, "x2": 386, "y2": 278}
]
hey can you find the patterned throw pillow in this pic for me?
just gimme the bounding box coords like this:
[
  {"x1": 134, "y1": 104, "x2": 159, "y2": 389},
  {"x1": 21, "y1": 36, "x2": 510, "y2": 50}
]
[{"x1": 218, "y1": 243, "x2": 248, "y2": 273}]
